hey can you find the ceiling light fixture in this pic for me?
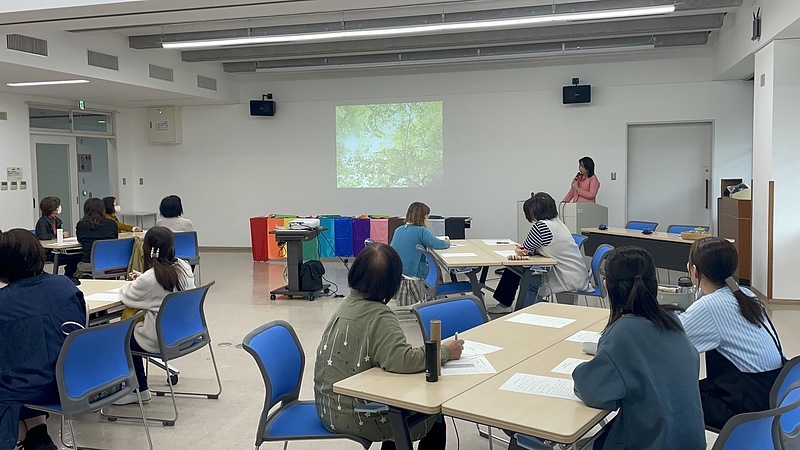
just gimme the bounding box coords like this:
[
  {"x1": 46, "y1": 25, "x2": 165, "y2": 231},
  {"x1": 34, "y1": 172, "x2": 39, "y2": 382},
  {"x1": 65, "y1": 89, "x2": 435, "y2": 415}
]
[
  {"x1": 163, "y1": 5, "x2": 676, "y2": 49},
  {"x1": 6, "y1": 79, "x2": 90, "y2": 87}
]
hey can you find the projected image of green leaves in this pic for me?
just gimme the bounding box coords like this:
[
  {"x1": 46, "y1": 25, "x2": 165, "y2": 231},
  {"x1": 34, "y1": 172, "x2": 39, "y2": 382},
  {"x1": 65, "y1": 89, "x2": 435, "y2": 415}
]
[{"x1": 337, "y1": 101, "x2": 443, "y2": 188}]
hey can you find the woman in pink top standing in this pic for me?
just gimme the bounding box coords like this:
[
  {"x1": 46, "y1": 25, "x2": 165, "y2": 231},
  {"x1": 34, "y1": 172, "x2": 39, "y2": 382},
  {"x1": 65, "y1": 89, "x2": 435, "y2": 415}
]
[{"x1": 563, "y1": 156, "x2": 600, "y2": 203}]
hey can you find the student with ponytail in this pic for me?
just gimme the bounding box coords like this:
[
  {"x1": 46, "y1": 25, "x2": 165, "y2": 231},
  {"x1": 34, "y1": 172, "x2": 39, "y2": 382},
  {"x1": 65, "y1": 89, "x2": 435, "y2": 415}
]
[
  {"x1": 571, "y1": 247, "x2": 705, "y2": 450},
  {"x1": 680, "y1": 237, "x2": 786, "y2": 430},
  {"x1": 114, "y1": 226, "x2": 195, "y2": 405}
]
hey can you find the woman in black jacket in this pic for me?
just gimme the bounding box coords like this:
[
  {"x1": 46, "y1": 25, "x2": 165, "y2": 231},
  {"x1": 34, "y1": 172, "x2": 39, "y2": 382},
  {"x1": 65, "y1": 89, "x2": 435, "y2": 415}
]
[{"x1": 34, "y1": 196, "x2": 80, "y2": 279}]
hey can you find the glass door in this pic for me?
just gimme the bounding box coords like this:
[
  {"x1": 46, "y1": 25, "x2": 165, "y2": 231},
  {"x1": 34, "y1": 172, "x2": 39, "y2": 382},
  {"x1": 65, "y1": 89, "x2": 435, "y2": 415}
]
[{"x1": 31, "y1": 136, "x2": 78, "y2": 234}]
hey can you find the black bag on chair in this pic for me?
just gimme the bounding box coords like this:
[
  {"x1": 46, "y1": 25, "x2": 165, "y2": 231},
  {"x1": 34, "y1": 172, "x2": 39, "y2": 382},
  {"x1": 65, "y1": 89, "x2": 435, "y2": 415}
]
[{"x1": 299, "y1": 260, "x2": 325, "y2": 291}]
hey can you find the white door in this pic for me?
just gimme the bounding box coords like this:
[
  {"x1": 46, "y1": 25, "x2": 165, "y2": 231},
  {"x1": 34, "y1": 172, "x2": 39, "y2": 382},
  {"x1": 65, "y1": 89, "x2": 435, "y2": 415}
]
[
  {"x1": 31, "y1": 136, "x2": 79, "y2": 233},
  {"x1": 627, "y1": 123, "x2": 712, "y2": 232}
]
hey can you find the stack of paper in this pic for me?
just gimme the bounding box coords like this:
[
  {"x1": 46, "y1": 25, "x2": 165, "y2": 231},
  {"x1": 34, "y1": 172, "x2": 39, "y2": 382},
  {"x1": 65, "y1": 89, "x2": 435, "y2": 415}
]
[
  {"x1": 505, "y1": 313, "x2": 576, "y2": 328},
  {"x1": 499, "y1": 373, "x2": 581, "y2": 401},
  {"x1": 442, "y1": 355, "x2": 497, "y2": 376},
  {"x1": 565, "y1": 330, "x2": 602, "y2": 343}
]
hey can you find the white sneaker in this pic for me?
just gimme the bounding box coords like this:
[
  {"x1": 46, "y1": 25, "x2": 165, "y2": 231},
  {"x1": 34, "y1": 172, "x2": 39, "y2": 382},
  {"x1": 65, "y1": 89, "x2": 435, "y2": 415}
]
[
  {"x1": 487, "y1": 304, "x2": 513, "y2": 314},
  {"x1": 113, "y1": 389, "x2": 151, "y2": 405}
]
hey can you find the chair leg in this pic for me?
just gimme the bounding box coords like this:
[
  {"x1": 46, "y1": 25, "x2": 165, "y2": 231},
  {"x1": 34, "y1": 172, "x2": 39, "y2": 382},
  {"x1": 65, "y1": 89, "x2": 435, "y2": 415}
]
[
  {"x1": 66, "y1": 420, "x2": 78, "y2": 450},
  {"x1": 136, "y1": 389, "x2": 155, "y2": 450},
  {"x1": 152, "y1": 345, "x2": 223, "y2": 399}
]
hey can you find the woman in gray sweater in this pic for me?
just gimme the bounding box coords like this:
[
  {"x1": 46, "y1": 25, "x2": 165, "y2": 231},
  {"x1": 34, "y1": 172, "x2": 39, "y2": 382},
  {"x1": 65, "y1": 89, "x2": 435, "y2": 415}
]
[
  {"x1": 572, "y1": 247, "x2": 705, "y2": 450},
  {"x1": 314, "y1": 243, "x2": 463, "y2": 449}
]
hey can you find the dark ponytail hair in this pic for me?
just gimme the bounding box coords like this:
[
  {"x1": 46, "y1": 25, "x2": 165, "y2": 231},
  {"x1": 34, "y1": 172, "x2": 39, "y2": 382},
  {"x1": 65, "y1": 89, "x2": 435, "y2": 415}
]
[
  {"x1": 142, "y1": 226, "x2": 189, "y2": 292},
  {"x1": 605, "y1": 246, "x2": 680, "y2": 332},
  {"x1": 689, "y1": 237, "x2": 764, "y2": 326}
]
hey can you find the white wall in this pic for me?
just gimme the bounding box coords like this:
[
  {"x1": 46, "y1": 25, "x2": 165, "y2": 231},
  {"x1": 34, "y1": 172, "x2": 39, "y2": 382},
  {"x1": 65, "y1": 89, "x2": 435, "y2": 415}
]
[
  {"x1": 0, "y1": 92, "x2": 34, "y2": 231},
  {"x1": 752, "y1": 42, "x2": 775, "y2": 296},
  {"x1": 752, "y1": 39, "x2": 800, "y2": 301},
  {"x1": 118, "y1": 51, "x2": 754, "y2": 248}
]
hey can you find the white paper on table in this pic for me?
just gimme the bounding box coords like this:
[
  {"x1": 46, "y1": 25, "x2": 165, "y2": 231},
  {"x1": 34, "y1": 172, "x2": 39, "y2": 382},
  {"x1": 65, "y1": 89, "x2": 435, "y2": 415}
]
[
  {"x1": 499, "y1": 373, "x2": 581, "y2": 401},
  {"x1": 85, "y1": 292, "x2": 119, "y2": 301},
  {"x1": 63, "y1": 237, "x2": 78, "y2": 243},
  {"x1": 105, "y1": 287, "x2": 123, "y2": 293},
  {"x1": 482, "y1": 239, "x2": 517, "y2": 246},
  {"x1": 566, "y1": 330, "x2": 602, "y2": 344},
  {"x1": 448, "y1": 243, "x2": 465, "y2": 247},
  {"x1": 461, "y1": 340, "x2": 503, "y2": 357},
  {"x1": 441, "y1": 252, "x2": 478, "y2": 258},
  {"x1": 551, "y1": 358, "x2": 590, "y2": 375},
  {"x1": 442, "y1": 355, "x2": 497, "y2": 375},
  {"x1": 505, "y1": 313, "x2": 576, "y2": 328},
  {"x1": 493, "y1": 250, "x2": 517, "y2": 258}
]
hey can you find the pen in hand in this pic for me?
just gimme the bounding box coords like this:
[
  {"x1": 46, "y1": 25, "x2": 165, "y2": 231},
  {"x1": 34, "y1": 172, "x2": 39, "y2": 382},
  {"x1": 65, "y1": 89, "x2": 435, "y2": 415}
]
[{"x1": 455, "y1": 332, "x2": 458, "y2": 341}]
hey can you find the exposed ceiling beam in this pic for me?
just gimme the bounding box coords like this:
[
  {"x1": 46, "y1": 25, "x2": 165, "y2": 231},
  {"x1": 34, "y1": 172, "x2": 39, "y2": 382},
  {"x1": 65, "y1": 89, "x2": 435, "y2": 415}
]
[
  {"x1": 180, "y1": 14, "x2": 724, "y2": 62},
  {"x1": 222, "y1": 31, "x2": 710, "y2": 72}
]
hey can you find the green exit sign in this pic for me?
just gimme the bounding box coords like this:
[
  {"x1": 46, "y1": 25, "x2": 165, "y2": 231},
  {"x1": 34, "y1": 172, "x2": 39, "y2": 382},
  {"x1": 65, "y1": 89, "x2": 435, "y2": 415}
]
[{"x1": 77, "y1": 100, "x2": 86, "y2": 110}]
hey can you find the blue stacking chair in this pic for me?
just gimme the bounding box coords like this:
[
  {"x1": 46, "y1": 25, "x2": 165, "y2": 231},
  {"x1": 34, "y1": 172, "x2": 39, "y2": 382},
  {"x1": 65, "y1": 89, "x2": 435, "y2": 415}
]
[
  {"x1": 242, "y1": 321, "x2": 371, "y2": 450},
  {"x1": 25, "y1": 312, "x2": 153, "y2": 450},
  {"x1": 174, "y1": 231, "x2": 201, "y2": 283},
  {"x1": 103, "y1": 282, "x2": 222, "y2": 426},
  {"x1": 89, "y1": 237, "x2": 134, "y2": 279},
  {"x1": 416, "y1": 245, "x2": 474, "y2": 300},
  {"x1": 771, "y1": 356, "x2": 800, "y2": 448},
  {"x1": 561, "y1": 244, "x2": 614, "y2": 308},
  {"x1": 572, "y1": 234, "x2": 587, "y2": 254},
  {"x1": 712, "y1": 383, "x2": 800, "y2": 450},
  {"x1": 666, "y1": 224, "x2": 710, "y2": 234},
  {"x1": 624, "y1": 221, "x2": 659, "y2": 231},
  {"x1": 411, "y1": 295, "x2": 489, "y2": 340}
]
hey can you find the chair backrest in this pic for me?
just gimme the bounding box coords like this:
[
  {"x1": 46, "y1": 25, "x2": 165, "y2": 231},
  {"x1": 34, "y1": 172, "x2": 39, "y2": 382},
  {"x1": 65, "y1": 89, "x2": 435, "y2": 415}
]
[
  {"x1": 56, "y1": 312, "x2": 144, "y2": 417},
  {"x1": 412, "y1": 295, "x2": 488, "y2": 340},
  {"x1": 572, "y1": 234, "x2": 587, "y2": 254},
  {"x1": 712, "y1": 384, "x2": 800, "y2": 450},
  {"x1": 155, "y1": 282, "x2": 216, "y2": 360},
  {"x1": 666, "y1": 224, "x2": 710, "y2": 234},
  {"x1": 242, "y1": 320, "x2": 304, "y2": 442},
  {"x1": 771, "y1": 356, "x2": 800, "y2": 439},
  {"x1": 590, "y1": 244, "x2": 614, "y2": 290},
  {"x1": 91, "y1": 238, "x2": 135, "y2": 275},
  {"x1": 174, "y1": 231, "x2": 200, "y2": 264},
  {"x1": 416, "y1": 245, "x2": 442, "y2": 294},
  {"x1": 625, "y1": 221, "x2": 659, "y2": 231}
]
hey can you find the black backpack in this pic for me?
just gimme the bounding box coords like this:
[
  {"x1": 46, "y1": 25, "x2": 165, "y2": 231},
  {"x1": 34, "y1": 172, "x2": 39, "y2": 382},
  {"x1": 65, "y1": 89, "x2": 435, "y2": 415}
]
[{"x1": 299, "y1": 260, "x2": 325, "y2": 291}]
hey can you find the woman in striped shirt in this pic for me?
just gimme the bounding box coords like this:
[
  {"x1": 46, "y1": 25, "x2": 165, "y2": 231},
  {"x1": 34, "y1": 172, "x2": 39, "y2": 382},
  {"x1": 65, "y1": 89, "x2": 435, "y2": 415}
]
[{"x1": 679, "y1": 237, "x2": 786, "y2": 430}]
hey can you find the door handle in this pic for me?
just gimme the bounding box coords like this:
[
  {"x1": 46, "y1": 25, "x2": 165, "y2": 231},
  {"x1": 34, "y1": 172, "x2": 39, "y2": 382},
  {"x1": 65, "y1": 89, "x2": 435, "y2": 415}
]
[{"x1": 705, "y1": 179, "x2": 709, "y2": 209}]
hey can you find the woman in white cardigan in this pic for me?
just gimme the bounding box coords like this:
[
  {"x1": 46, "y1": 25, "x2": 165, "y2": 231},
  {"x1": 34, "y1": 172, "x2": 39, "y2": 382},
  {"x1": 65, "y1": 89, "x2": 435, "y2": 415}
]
[{"x1": 114, "y1": 226, "x2": 195, "y2": 405}]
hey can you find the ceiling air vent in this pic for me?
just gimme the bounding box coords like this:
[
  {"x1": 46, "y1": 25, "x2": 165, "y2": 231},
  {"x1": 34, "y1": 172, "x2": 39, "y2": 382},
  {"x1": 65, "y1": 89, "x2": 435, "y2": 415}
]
[
  {"x1": 148, "y1": 64, "x2": 173, "y2": 82},
  {"x1": 197, "y1": 75, "x2": 217, "y2": 91},
  {"x1": 88, "y1": 50, "x2": 119, "y2": 70},
  {"x1": 6, "y1": 34, "x2": 47, "y2": 56}
]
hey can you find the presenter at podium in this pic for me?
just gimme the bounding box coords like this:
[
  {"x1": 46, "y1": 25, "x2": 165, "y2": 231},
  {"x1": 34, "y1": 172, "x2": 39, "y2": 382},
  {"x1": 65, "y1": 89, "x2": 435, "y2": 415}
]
[{"x1": 562, "y1": 156, "x2": 600, "y2": 203}]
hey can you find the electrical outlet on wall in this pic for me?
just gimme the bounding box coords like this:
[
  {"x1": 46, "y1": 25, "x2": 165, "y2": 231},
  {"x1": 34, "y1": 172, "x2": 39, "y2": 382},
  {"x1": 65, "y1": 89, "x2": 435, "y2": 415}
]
[
  {"x1": 611, "y1": 172, "x2": 617, "y2": 180},
  {"x1": 122, "y1": 178, "x2": 126, "y2": 185},
  {"x1": 139, "y1": 178, "x2": 144, "y2": 185}
]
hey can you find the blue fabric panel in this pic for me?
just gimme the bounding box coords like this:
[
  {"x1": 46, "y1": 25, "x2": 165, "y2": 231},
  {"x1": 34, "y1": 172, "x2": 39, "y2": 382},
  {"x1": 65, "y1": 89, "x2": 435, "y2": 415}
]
[{"x1": 334, "y1": 218, "x2": 354, "y2": 257}]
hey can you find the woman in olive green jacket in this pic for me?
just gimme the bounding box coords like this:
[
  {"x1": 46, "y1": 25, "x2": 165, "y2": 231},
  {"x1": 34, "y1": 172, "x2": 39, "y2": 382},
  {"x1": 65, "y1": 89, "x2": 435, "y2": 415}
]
[{"x1": 314, "y1": 243, "x2": 464, "y2": 449}]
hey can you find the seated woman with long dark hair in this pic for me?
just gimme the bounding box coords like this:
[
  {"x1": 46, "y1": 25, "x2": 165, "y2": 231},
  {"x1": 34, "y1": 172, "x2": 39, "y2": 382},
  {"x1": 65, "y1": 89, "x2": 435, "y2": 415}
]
[
  {"x1": 680, "y1": 237, "x2": 785, "y2": 430},
  {"x1": 571, "y1": 247, "x2": 705, "y2": 450}
]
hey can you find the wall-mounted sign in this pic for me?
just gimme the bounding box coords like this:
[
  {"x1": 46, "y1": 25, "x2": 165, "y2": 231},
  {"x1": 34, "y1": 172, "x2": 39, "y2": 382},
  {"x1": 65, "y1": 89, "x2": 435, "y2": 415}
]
[{"x1": 78, "y1": 154, "x2": 92, "y2": 172}]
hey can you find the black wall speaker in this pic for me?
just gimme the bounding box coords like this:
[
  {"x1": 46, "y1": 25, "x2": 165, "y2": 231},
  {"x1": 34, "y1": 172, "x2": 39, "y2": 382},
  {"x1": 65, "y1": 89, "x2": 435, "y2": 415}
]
[
  {"x1": 250, "y1": 100, "x2": 276, "y2": 116},
  {"x1": 562, "y1": 85, "x2": 592, "y2": 104}
]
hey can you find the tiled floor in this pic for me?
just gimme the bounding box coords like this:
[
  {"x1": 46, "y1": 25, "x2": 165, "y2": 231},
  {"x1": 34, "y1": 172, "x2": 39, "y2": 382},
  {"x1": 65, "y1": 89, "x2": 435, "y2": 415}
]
[{"x1": 50, "y1": 252, "x2": 799, "y2": 449}]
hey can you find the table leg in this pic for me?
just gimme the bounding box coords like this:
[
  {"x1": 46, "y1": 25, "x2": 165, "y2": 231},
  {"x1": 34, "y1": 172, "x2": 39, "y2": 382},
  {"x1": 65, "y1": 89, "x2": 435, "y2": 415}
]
[
  {"x1": 514, "y1": 269, "x2": 532, "y2": 312},
  {"x1": 387, "y1": 408, "x2": 414, "y2": 450},
  {"x1": 464, "y1": 268, "x2": 485, "y2": 301},
  {"x1": 52, "y1": 251, "x2": 61, "y2": 275}
]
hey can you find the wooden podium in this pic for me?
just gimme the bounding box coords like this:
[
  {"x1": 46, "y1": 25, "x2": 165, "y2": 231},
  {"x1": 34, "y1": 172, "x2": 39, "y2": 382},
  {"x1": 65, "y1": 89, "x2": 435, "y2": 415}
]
[
  {"x1": 717, "y1": 179, "x2": 751, "y2": 285},
  {"x1": 269, "y1": 228, "x2": 329, "y2": 300}
]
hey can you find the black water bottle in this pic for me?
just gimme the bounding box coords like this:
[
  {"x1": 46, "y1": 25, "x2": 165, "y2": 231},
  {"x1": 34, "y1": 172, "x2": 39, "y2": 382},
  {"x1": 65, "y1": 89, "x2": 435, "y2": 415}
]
[{"x1": 425, "y1": 340, "x2": 438, "y2": 382}]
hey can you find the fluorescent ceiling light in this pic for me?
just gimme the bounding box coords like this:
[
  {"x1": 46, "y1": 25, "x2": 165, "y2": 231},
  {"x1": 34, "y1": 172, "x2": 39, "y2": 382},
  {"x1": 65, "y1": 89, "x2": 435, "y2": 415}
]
[
  {"x1": 163, "y1": 5, "x2": 675, "y2": 49},
  {"x1": 6, "y1": 79, "x2": 90, "y2": 87}
]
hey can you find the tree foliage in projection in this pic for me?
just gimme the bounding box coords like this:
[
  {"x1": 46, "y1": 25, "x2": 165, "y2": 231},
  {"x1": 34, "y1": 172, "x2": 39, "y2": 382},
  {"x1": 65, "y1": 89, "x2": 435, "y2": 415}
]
[{"x1": 336, "y1": 101, "x2": 443, "y2": 188}]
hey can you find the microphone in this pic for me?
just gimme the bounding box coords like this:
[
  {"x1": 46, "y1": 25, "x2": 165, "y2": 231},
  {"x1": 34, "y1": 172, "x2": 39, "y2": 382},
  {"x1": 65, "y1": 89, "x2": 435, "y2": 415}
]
[{"x1": 575, "y1": 172, "x2": 581, "y2": 181}]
